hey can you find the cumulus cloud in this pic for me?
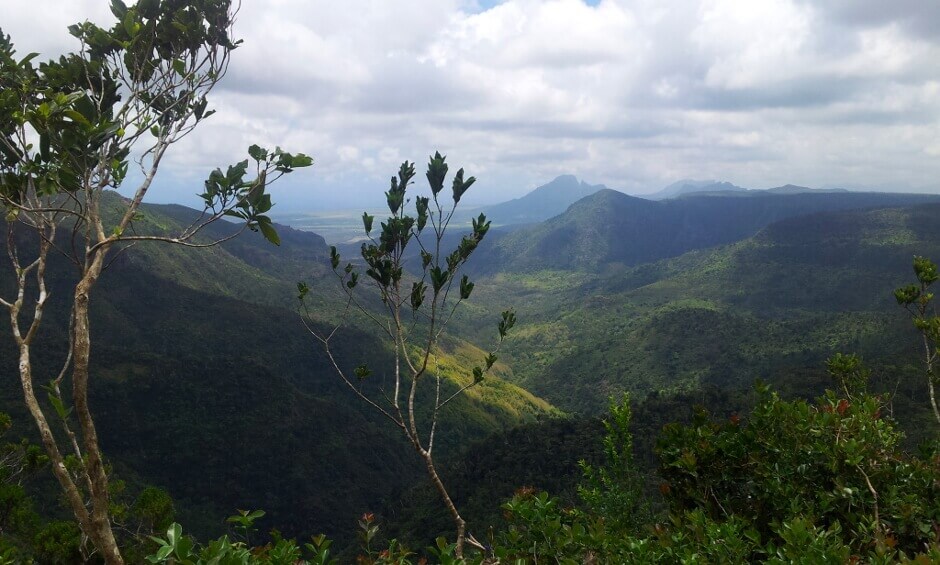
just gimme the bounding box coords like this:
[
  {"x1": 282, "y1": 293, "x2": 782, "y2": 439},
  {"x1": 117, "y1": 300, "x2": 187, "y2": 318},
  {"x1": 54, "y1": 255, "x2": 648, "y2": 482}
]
[{"x1": 2, "y1": 0, "x2": 939, "y2": 208}]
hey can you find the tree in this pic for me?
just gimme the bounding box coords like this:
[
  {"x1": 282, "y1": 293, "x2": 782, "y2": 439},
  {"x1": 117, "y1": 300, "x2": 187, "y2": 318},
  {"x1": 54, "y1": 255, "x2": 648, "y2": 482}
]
[
  {"x1": 578, "y1": 393, "x2": 650, "y2": 536},
  {"x1": 657, "y1": 385, "x2": 940, "y2": 558},
  {"x1": 826, "y1": 352, "x2": 870, "y2": 400},
  {"x1": 496, "y1": 385, "x2": 939, "y2": 563},
  {"x1": 0, "y1": 2, "x2": 311, "y2": 563},
  {"x1": 299, "y1": 153, "x2": 513, "y2": 559},
  {"x1": 894, "y1": 256, "x2": 940, "y2": 425}
]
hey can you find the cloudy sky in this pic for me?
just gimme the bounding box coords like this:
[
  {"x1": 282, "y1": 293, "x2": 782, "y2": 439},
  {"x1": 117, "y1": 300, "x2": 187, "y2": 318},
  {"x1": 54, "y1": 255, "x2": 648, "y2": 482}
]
[{"x1": 4, "y1": 0, "x2": 940, "y2": 208}]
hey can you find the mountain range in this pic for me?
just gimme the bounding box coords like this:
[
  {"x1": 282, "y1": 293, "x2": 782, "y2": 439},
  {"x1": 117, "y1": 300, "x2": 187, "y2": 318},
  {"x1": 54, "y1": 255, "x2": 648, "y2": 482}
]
[
  {"x1": 473, "y1": 188, "x2": 940, "y2": 272},
  {"x1": 641, "y1": 179, "x2": 851, "y2": 200},
  {"x1": 643, "y1": 179, "x2": 748, "y2": 200}
]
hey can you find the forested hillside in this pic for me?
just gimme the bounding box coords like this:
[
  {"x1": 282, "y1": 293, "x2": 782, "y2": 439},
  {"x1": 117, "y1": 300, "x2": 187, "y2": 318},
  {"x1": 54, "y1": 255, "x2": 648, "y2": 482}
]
[
  {"x1": 462, "y1": 203, "x2": 940, "y2": 423},
  {"x1": 477, "y1": 190, "x2": 940, "y2": 272},
  {"x1": 0, "y1": 196, "x2": 555, "y2": 544},
  {"x1": 4, "y1": 191, "x2": 939, "y2": 562}
]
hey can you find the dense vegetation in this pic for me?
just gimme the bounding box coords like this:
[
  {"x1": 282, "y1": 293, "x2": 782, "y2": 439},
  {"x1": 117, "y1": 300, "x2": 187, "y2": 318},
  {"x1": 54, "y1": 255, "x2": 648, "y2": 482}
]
[
  {"x1": 0, "y1": 197, "x2": 554, "y2": 549},
  {"x1": 477, "y1": 189, "x2": 940, "y2": 272},
  {"x1": 4, "y1": 191, "x2": 940, "y2": 561},
  {"x1": 123, "y1": 382, "x2": 940, "y2": 563},
  {"x1": 460, "y1": 203, "x2": 940, "y2": 430}
]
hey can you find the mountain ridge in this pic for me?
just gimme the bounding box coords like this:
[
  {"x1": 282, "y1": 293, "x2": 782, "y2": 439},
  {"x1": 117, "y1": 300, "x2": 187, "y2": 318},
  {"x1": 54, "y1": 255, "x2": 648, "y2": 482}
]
[
  {"x1": 474, "y1": 174, "x2": 609, "y2": 226},
  {"x1": 644, "y1": 179, "x2": 748, "y2": 200},
  {"x1": 475, "y1": 189, "x2": 940, "y2": 273},
  {"x1": 459, "y1": 202, "x2": 940, "y2": 417}
]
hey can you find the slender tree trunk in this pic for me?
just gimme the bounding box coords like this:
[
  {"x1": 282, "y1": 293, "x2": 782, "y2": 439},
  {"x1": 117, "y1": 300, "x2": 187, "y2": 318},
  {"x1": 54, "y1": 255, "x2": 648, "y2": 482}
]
[
  {"x1": 6, "y1": 236, "x2": 122, "y2": 562},
  {"x1": 928, "y1": 376, "x2": 940, "y2": 425},
  {"x1": 17, "y1": 342, "x2": 93, "y2": 531},
  {"x1": 71, "y1": 259, "x2": 124, "y2": 565},
  {"x1": 418, "y1": 447, "x2": 468, "y2": 559},
  {"x1": 922, "y1": 333, "x2": 940, "y2": 425}
]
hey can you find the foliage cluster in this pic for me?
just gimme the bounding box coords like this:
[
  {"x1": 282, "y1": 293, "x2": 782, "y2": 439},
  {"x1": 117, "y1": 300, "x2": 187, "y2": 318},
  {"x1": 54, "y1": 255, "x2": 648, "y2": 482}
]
[
  {"x1": 300, "y1": 153, "x2": 519, "y2": 559},
  {"x1": 134, "y1": 383, "x2": 938, "y2": 564},
  {"x1": 0, "y1": 412, "x2": 176, "y2": 563}
]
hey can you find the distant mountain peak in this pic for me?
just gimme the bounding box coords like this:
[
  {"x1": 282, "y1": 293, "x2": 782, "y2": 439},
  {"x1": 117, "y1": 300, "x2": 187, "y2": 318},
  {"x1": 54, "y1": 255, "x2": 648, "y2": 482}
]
[
  {"x1": 645, "y1": 179, "x2": 747, "y2": 200},
  {"x1": 480, "y1": 175, "x2": 609, "y2": 225},
  {"x1": 766, "y1": 184, "x2": 811, "y2": 194},
  {"x1": 547, "y1": 173, "x2": 580, "y2": 184},
  {"x1": 529, "y1": 174, "x2": 590, "y2": 194},
  {"x1": 765, "y1": 184, "x2": 848, "y2": 195}
]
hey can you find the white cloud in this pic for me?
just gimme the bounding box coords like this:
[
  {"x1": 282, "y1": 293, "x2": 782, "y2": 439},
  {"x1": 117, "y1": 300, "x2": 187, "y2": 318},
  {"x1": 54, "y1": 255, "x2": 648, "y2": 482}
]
[
  {"x1": 693, "y1": 0, "x2": 813, "y2": 89},
  {"x1": 2, "y1": 0, "x2": 939, "y2": 209}
]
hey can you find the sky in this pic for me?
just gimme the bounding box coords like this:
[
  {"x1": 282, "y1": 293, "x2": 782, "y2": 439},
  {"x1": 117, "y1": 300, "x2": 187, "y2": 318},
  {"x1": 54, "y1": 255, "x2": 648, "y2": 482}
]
[{"x1": 3, "y1": 0, "x2": 940, "y2": 209}]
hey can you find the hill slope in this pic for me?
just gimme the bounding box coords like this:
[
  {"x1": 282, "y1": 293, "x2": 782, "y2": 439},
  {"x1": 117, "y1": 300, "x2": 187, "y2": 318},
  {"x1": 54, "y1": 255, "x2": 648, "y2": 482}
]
[
  {"x1": 463, "y1": 203, "x2": 940, "y2": 421},
  {"x1": 475, "y1": 175, "x2": 608, "y2": 225},
  {"x1": 478, "y1": 190, "x2": 940, "y2": 273},
  {"x1": 0, "y1": 196, "x2": 556, "y2": 544}
]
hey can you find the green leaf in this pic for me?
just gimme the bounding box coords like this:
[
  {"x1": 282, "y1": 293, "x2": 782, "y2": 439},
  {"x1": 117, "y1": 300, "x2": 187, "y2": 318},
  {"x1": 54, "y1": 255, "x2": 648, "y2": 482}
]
[
  {"x1": 166, "y1": 523, "x2": 182, "y2": 549},
  {"x1": 109, "y1": 0, "x2": 128, "y2": 19},
  {"x1": 485, "y1": 353, "x2": 497, "y2": 369},
  {"x1": 154, "y1": 545, "x2": 173, "y2": 561},
  {"x1": 248, "y1": 144, "x2": 267, "y2": 161},
  {"x1": 291, "y1": 153, "x2": 313, "y2": 167},
  {"x1": 426, "y1": 151, "x2": 448, "y2": 196},
  {"x1": 174, "y1": 536, "x2": 193, "y2": 559},
  {"x1": 137, "y1": 0, "x2": 158, "y2": 19},
  {"x1": 330, "y1": 246, "x2": 340, "y2": 270},
  {"x1": 914, "y1": 256, "x2": 939, "y2": 285},
  {"x1": 47, "y1": 392, "x2": 70, "y2": 421},
  {"x1": 410, "y1": 281, "x2": 426, "y2": 310},
  {"x1": 430, "y1": 266, "x2": 448, "y2": 293},
  {"x1": 386, "y1": 178, "x2": 404, "y2": 215},
  {"x1": 63, "y1": 109, "x2": 90, "y2": 126},
  {"x1": 257, "y1": 217, "x2": 280, "y2": 246},
  {"x1": 894, "y1": 284, "x2": 919, "y2": 305},
  {"x1": 452, "y1": 168, "x2": 476, "y2": 204},
  {"x1": 362, "y1": 212, "x2": 374, "y2": 235},
  {"x1": 123, "y1": 10, "x2": 140, "y2": 37},
  {"x1": 459, "y1": 274, "x2": 474, "y2": 300},
  {"x1": 416, "y1": 196, "x2": 429, "y2": 231},
  {"x1": 193, "y1": 97, "x2": 208, "y2": 120},
  {"x1": 172, "y1": 59, "x2": 185, "y2": 77},
  {"x1": 499, "y1": 309, "x2": 516, "y2": 338}
]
